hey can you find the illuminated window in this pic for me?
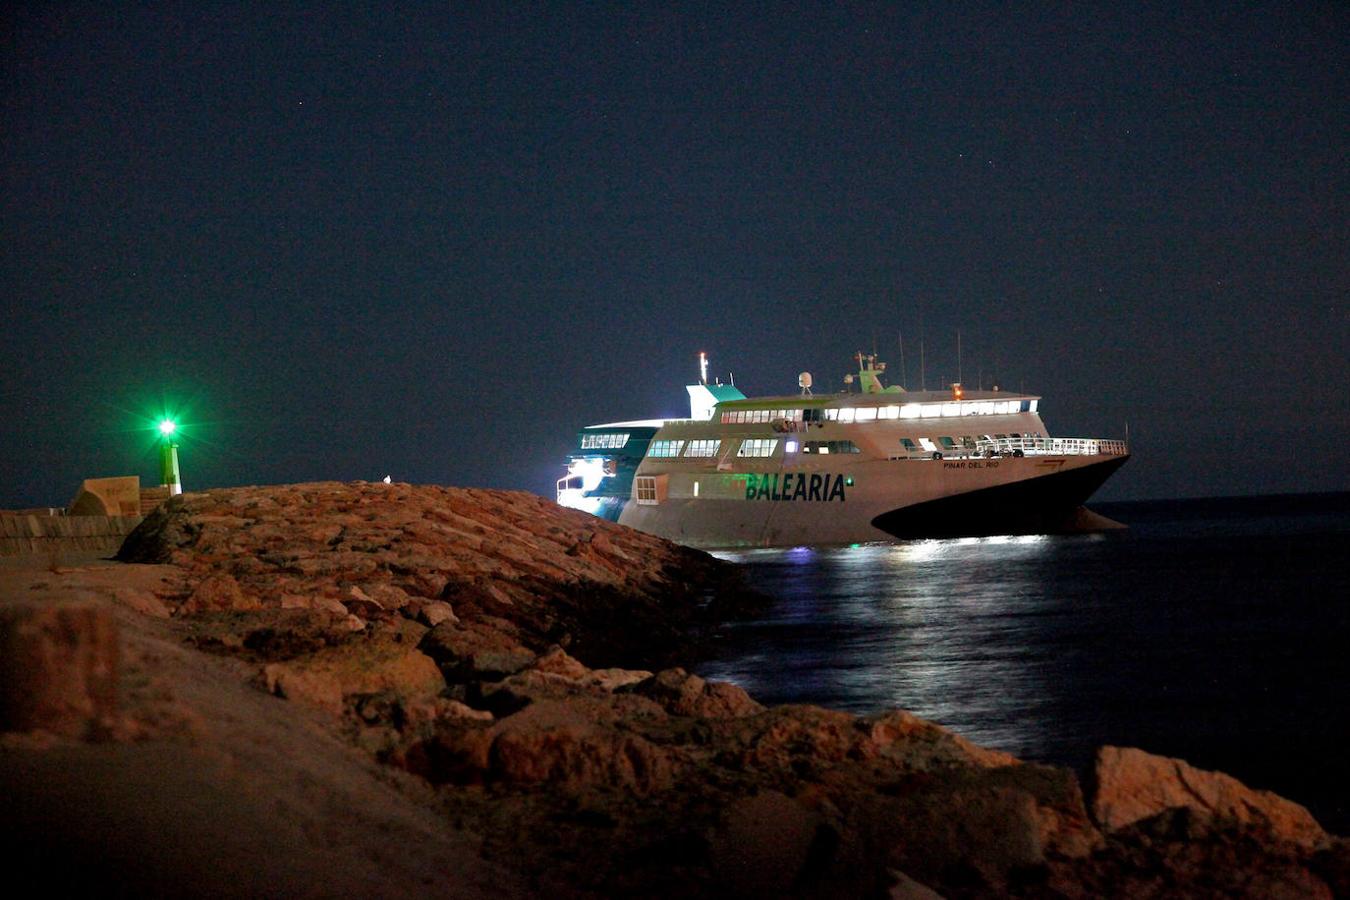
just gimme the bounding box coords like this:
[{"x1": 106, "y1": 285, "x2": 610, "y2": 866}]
[
  {"x1": 855, "y1": 407, "x2": 877, "y2": 422},
  {"x1": 900, "y1": 404, "x2": 922, "y2": 419},
  {"x1": 882, "y1": 405, "x2": 900, "y2": 419},
  {"x1": 899, "y1": 438, "x2": 918, "y2": 452},
  {"x1": 941, "y1": 402, "x2": 961, "y2": 417},
  {"x1": 736, "y1": 439, "x2": 779, "y2": 457},
  {"x1": 581, "y1": 432, "x2": 630, "y2": 449},
  {"x1": 838, "y1": 408, "x2": 856, "y2": 423},
  {"x1": 940, "y1": 436, "x2": 957, "y2": 449},
  {"x1": 824, "y1": 409, "x2": 840, "y2": 421},
  {"x1": 785, "y1": 440, "x2": 799, "y2": 453},
  {"x1": 803, "y1": 440, "x2": 861, "y2": 454},
  {"x1": 683, "y1": 439, "x2": 720, "y2": 458},
  {"x1": 920, "y1": 404, "x2": 942, "y2": 418},
  {"x1": 647, "y1": 440, "x2": 684, "y2": 458}
]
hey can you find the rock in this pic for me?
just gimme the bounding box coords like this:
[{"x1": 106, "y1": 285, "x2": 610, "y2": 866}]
[
  {"x1": 888, "y1": 870, "x2": 945, "y2": 899},
  {"x1": 416, "y1": 599, "x2": 457, "y2": 627},
  {"x1": 710, "y1": 790, "x2": 822, "y2": 897},
  {"x1": 865, "y1": 709, "x2": 1018, "y2": 770},
  {"x1": 629, "y1": 668, "x2": 763, "y2": 718},
  {"x1": 1091, "y1": 745, "x2": 1327, "y2": 848},
  {"x1": 882, "y1": 765, "x2": 1101, "y2": 892},
  {"x1": 0, "y1": 600, "x2": 119, "y2": 738},
  {"x1": 260, "y1": 634, "x2": 445, "y2": 715},
  {"x1": 586, "y1": 667, "x2": 653, "y2": 692},
  {"x1": 485, "y1": 700, "x2": 675, "y2": 794},
  {"x1": 418, "y1": 620, "x2": 536, "y2": 683},
  {"x1": 179, "y1": 574, "x2": 259, "y2": 614}
]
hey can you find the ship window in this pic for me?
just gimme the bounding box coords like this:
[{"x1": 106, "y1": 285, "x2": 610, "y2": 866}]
[
  {"x1": 837, "y1": 408, "x2": 856, "y2": 424},
  {"x1": 635, "y1": 476, "x2": 658, "y2": 505},
  {"x1": 900, "y1": 438, "x2": 918, "y2": 451},
  {"x1": 939, "y1": 436, "x2": 957, "y2": 449},
  {"x1": 918, "y1": 437, "x2": 938, "y2": 452},
  {"x1": 942, "y1": 402, "x2": 961, "y2": 417},
  {"x1": 647, "y1": 440, "x2": 684, "y2": 458},
  {"x1": 900, "y1": 404, "x2": 922, "y2": 419},
  {"x1": 920, "y1": 404, "x2": 942, "y2": 418},
  {"x1": 855, "y1": 407, "x2": 877, "y2": 422},
  {"x1": 882, "y1": 405, "x2": 900, "y2": 419},
  {"x1": 803, "y1": 440, "x2": 860, "y2": 454},
  {"x1": 824, "y1": 409, "x2": 840, "y2": 421},
  {"x1": 581, "y1": 432, "x2": 630, "y2": 450},
  {"x1": 1027, "y1": 400, "x2": 1038, "y2": 412},
  {"x1": 683, "y1": 439, "x2": 720, "y2": 458},
  {"x1": 803, "y1": 408, "x2": 824, "y2": 423},
  {"x1": 737, "y1": 439, "x2": 779, "y2": 458}
]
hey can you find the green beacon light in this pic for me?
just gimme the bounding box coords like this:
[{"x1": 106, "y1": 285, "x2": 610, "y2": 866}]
[{"x1": 158, "y1": 418, "x2": 182, "y2": 496}]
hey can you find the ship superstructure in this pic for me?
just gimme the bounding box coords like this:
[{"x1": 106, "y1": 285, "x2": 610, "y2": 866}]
[{"x1": 558, "y1": 354, "x2": 1129, "y2": 547}]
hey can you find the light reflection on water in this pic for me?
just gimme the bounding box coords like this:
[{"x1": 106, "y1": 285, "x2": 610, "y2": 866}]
[
  {"x1": 700, "y1": 500, "x2": 1350, "y2": 832},
  {"x1": 707, "y1": 536, "x2": 1076, "y2": 759}
]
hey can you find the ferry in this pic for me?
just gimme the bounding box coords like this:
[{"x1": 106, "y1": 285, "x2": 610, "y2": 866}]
[{"x1": 557, "y1": 353, "x2": 1129, "y2": 548}]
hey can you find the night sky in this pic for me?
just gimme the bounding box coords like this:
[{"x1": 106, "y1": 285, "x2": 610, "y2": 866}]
[{"x1": 3, "y1": 4, "x2": 1347, "y2": 508}]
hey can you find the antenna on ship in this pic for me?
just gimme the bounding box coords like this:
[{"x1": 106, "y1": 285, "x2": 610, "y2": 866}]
[
  {"x1": 698, "y1": 351, "x2": 708, "y2": 385},
  {"x1": 897, "y1": 330, "x2": 906, "y2": 390}
]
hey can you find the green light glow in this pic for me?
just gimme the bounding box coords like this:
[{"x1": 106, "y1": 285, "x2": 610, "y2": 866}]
[{"x1": 159, "y1": 419, "x2": 177, "y2": 436}]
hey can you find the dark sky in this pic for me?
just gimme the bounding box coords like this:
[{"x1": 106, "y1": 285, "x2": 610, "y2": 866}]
[{"x1": 3, "y1": 3, "x2": 1347, "y2": 507}]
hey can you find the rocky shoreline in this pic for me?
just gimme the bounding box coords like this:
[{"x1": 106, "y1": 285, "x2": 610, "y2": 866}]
[{"x1": 2, "y1": 481, "x2": 1346, "y2": 897}]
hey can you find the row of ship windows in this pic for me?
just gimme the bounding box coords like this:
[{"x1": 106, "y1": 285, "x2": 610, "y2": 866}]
[
  {"x1": 719, "y1": 399, "x2": 1035, "y2": 424},
  {"x1": 580, "y1": 433, "x2": 631, "y2": 449},
  {"x1": 648, "y1": 434, "x2": 1042, "y2": 460},
  {"x1": 648, "y1": 438, "x2": 864, "y2": 459}
]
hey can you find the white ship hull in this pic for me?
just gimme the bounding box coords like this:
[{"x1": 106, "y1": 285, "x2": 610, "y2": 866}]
[{"x1": 617, "y1": 452, "x2": 1128, "y2": 548}]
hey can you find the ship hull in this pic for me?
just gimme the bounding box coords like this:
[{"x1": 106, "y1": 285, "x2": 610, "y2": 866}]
[{"x1": 615, "y1": 453, "x2": 1129, "y2": 549}]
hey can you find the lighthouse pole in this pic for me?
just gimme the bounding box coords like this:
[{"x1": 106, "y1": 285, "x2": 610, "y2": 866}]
[{"x1": 158, "y1": 419, "x2": 182, "y2": 495}]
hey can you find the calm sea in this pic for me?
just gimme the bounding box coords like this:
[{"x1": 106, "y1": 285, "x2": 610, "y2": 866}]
[{"x1": 701, "y1": 493, "x2": 1350, "y2": 834}]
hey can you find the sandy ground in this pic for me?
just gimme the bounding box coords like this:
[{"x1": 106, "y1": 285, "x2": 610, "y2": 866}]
[{"x1": 0, "y1": 556, "x2": 520, "y2": 899}]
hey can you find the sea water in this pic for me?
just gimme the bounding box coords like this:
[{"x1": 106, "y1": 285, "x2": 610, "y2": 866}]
[{"x1": 701, "y1": 493, "x2": 1350, "y2": 833}]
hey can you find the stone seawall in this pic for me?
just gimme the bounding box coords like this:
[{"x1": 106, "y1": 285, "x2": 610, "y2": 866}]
[{"x1": 0, "y1": 514, "x2": 143, "y2": 557}]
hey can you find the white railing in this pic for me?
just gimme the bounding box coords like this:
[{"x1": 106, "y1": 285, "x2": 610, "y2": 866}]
[
  {"x1": 979, "y1": 437, "x2": 1128, "y2": 457},
  {"x1": 888, "y1": 437, "x2": 1128, "y2": 461}
]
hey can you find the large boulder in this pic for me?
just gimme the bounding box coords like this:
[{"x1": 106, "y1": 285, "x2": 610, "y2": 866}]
[{"x1": 1091, "y1": 746, "x2": 1327, "y2": 848}]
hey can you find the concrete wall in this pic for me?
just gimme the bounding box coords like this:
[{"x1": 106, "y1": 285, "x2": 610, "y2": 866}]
[
  {"x1": 69, "y1": 476, "x2": 142, "y2": 517},
  {"x1": 0, "y1": 515, "x2": 143, "y2": 558}
]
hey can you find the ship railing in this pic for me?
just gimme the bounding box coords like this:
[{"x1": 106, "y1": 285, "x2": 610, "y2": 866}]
[
  {"x1": 975, "y1": 437, "x2": 1129, "y2": 457},
  {"x1": 887, "y1": 437, "x2": 1128, "y2": 461}
]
